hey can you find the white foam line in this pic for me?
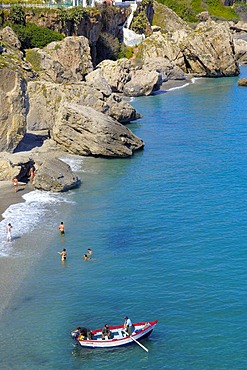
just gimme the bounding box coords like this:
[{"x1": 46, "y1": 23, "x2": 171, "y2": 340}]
[{"x1": 0, "y1": 190, "x2": 74, "y2": 257}]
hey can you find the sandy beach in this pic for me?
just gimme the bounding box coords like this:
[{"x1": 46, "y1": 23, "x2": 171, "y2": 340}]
[{"x1": 0, "y1": 181, "x2": 33, "y2": 221}]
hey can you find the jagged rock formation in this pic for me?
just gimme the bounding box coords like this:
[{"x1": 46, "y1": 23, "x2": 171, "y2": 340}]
[
  {"x1": 0, "y1": 27, "x2": 142, "y2": 164},
  {"x1": 0, "y1": 68, "x2": 28, "y2": 152},
  {"x1": 0, "y1": 152, "x2": 80, "y2": 191},
  {"x1": 28, "y1": 36, "x2": 93, "y2": 83},
  {"x1": 0, "y1": 153, "x2": 34, "y2": 181},
  {"x1": 1, "y1": 0, "x2": 247, "y2": 190},
  {"x1": 24, "y1": 6, "x2": 129, "y2": 66},
  {"x1": 52, "y1": 102, "x2": 144, "y2": 157},
  {"x1": 178, "y1": 20, "x2": 240, "y2": 77},
  {"x1": 27, "y1": 78, "x2": 139, "y2": 131},
  {"x1": 97, "y1": 58, "x2": 163, "y2": 96},
  {"x1": 137, "y1": 18, "x2": 240, "y2": 77},
  {"x1": 97, "y1": 59, "x2": 132, "y2": 92}
]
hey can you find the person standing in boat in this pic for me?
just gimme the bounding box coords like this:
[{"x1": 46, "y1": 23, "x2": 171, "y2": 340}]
[
  {"x1": 101, "y1": 324, "x2": 111, "y2": 340},
  {"x1": 123, "y1": 316, "x2": 133, "y2": 335}
]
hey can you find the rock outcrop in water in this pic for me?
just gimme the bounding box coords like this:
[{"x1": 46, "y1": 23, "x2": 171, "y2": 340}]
[{"x1": 53, "y1": 103, "x2": 144, "y2": 157}]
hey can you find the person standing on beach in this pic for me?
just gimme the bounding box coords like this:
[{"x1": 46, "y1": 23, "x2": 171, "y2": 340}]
[
  {"x1": 29, "y1": 166, "x2": 35, "y2": 184},
  {"x1": 6, "y1": 223, "x2": 12, "y2": 242},
  {"x1": 13, "y1": 178, "x2": 18, "y2": 193},
  {"x1": 59, "y1": 222, "x2": 65, "y2": 235}
]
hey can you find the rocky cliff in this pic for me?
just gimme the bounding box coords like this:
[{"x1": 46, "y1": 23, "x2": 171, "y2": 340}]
[{"x1": 1, "y1": 2, "x2": 247, "y2": 191}]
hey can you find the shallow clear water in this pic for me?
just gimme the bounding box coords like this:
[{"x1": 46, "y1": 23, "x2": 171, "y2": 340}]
[{"x1": 1, "y1": 67, "x2": 247, "y2": 369}]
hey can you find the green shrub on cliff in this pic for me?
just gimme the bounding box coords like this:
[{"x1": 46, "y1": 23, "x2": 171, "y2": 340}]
[
  {"x1": 11, "y1": 22, "x2": 64, "y2": 49},
  {"x1": 117, "y1": 44, "x2": 134, "y2": 59},
  {"x1": 9, "y1": 5, "x2": 26, "y2": 25},
  {"x1": 131, "y1": 10, "x2": 150, "y2": 34}
]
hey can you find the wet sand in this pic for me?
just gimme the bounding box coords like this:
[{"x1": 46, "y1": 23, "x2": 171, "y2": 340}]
[{"x1": 0, "y1": 181, "x2": 33, "y2": 221}]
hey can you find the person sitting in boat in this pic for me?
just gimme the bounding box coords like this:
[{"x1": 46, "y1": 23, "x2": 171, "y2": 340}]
[
  {"x1": 101, "y1": 324, "x2": 111, "y2": 340},
  {"x1": 79, "y1": 327, "x2": 92, "y2": 340},
  {"x1": 123, "y1": 316, "x2": 133, "y2": 335}
]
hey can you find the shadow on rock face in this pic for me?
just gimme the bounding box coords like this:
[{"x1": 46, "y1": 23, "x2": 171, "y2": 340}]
[{"x1": 14, "y1": 133, "x2": 49, "y2": 153}]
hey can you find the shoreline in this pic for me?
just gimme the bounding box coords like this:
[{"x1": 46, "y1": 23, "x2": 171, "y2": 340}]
[{"x1": 0, "y1": 181, "x2": 33, "y2": 222}]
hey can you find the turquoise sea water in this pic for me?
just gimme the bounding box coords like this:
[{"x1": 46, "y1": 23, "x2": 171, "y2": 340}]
[{"x1": 1, "y1": 67, "x2": 247, "y2": 369}]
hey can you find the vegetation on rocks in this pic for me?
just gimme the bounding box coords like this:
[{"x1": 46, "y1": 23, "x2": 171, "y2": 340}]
[
  {"x1": 10, "y1": 22, "x2": 64, "y2": 48},
  {"x1": 156, "y1": 0, "x2": 239, "y2": 22},
  {"x1": 131, "y1": 10, "x2": 150, "y2": 34},
  {"x1": 9, "y1": 5, "x2": 26, "y2": 25},
  {"x1": 25, "y1": 49, "x2": 42, "y2": 71},
  {"x1": 117, "y1": 44, "x2": 134, "y2": 59}
]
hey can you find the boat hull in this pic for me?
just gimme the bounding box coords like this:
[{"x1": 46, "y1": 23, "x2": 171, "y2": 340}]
[{"x1": 75, "y1": 320, "x2": 158, "y2": 349}]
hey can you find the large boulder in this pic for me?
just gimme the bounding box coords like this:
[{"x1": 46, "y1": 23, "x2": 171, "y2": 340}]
[
  {"x1": 52, "y1": 102, "x2": 144, "y2": 157},
  {"x1": 97, "y1": 58, "x2": 163, "y2": 96},
  {"x1": 178, "y1": 20, "x2": 240, "y2": 76},
  {"x1": 0, "y1": 151, "x2": 80, "y2": 191},
  {"x1": 136, "y1": 31, "x2": 185, "y2": 71},
  {"x1": 27, "y1": 36, "x2": 93, "y2": 83},
  {"x1": 85, "y1": 68, "x2": 112, "y2": 97},
  {"x1": 97, "y1": 58, "x2": 132, "y2": 93},
  {"x1": 104, "y1": 93, "x2": 141, "y2": 122},
  {"x1": 123, "y1": 68, "x2": 162, "y2": 96},
  {"x1": 0, "y1": 26, "x2": 22, "y2": 55},
  {"x1": 33, "y1": 157, "x2": 80, "y2": 192}
]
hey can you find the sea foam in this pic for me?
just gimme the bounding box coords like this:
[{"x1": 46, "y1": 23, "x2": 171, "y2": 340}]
[{"x1": 0, "y1": 190, "x2": 74, "y2": 257}]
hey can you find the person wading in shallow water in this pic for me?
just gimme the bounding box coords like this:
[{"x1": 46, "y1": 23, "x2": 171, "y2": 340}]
[
  {"x1": 13, "y1": 177, "x2": 18, "y2": 193},
  {"x1": 58, "y1": 248, "x2": 67, "y2": 261},
  {"x1": 59, "y1": 222, "x2": 65, "y2": 235},
  {"x1": 6, "y1": 223, "x2": 12, "y2": 242}
]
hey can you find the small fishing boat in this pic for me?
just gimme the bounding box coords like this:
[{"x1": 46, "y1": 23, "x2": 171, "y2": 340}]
[{"x1": 72, "y1": 320, "x2": 158, "y2": 351}]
